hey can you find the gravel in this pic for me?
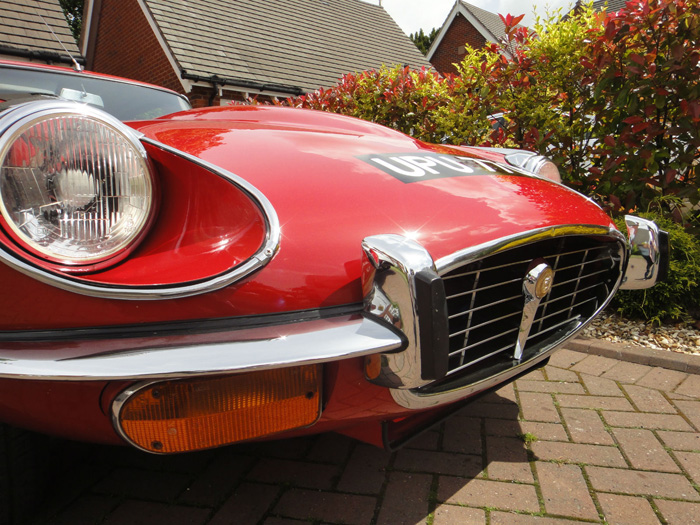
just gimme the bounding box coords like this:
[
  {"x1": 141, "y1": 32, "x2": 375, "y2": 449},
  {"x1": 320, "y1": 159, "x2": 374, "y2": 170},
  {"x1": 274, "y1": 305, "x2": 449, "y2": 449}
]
[{"x1": 580, "y1": 312, "x2": 700, "y2": 356}]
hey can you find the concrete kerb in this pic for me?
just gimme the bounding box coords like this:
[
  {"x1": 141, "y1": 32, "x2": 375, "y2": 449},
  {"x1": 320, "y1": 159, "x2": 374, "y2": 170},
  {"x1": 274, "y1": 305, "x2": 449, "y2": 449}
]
[{"x1": 569, "y1": 336, "x2": 700, "y2": 374}]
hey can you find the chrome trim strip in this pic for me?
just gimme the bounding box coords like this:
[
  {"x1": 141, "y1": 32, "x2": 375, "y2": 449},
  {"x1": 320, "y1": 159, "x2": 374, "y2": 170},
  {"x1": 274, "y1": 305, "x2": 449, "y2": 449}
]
[
  {"x1": 0, "y1": 315, "x2": 402, "y2": 381},
  {"x1": 436, "y1": 224, "x2": 625, "y2": 275},
  {"x1": 0, "y1": 100, "x2": 280, "y2": 300}
]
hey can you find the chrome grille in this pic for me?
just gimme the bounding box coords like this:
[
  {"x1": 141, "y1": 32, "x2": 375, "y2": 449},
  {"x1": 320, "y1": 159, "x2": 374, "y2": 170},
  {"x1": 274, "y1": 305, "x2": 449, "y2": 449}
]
[{"x1": 436, "y1": 235, "x2": 623, "y2": 384}]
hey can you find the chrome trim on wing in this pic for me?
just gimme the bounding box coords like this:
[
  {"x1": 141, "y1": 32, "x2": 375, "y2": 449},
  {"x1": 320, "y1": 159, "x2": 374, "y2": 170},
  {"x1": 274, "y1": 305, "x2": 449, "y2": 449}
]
[
  {"x1": 0, "y1": 100, "x2": 280, "y2": 300},
  {"x1": 0, "y1": 315, "x2": 402, "y2": 381}
]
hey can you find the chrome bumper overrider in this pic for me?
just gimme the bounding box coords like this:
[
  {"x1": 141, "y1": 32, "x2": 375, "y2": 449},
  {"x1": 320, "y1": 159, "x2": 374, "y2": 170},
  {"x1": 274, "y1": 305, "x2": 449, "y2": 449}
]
[{"x1": 0, "y1": 315, "x2": 403, "y2": 381}]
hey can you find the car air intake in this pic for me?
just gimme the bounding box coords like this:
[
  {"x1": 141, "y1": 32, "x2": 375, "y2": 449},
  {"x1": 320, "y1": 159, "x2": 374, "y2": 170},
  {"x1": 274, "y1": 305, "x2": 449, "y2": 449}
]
[{"x1": 424, "y1": 234, "x2": 624, "y2": 393}]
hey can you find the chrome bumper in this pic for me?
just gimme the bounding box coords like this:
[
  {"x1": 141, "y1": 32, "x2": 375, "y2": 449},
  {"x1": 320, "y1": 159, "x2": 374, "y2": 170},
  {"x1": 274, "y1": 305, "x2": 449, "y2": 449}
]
[
  {"x1": 619, "y1": 215, "x2": 669, "y2": 290},
  {"x1": 0, "y1": 314, "x2": 403, "y2": 381}
]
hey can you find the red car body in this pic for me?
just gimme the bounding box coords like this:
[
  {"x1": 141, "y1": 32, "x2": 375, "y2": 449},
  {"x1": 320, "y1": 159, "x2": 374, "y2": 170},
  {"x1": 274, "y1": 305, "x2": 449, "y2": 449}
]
[{"x1": 0, "y1": 61, "x2": 666, "y2": 463}]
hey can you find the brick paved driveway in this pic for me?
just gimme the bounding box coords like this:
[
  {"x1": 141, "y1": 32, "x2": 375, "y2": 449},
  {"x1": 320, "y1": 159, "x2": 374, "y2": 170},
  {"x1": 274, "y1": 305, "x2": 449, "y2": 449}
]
[{"x1": 36, "y1": 345, "x2": 700, "y2": 524}]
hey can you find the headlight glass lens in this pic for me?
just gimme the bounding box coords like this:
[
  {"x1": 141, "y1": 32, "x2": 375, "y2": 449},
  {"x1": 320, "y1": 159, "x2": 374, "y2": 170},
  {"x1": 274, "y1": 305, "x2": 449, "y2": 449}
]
[{"x1": 0, "y1": 111, "x2": 153, "y2": 264}]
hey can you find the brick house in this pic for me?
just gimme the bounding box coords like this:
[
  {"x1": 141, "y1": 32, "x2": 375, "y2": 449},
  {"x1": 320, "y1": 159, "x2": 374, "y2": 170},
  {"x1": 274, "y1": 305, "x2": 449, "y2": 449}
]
[
  {"x1": 80, "y1": 0, "x2": 431, "y2": 106},
  {"x1": 0, "y1": 0, "x2": 83, "y2": 66},
  {"x1": 427, "y1": 1, "x2": 522, "y2": 76}
]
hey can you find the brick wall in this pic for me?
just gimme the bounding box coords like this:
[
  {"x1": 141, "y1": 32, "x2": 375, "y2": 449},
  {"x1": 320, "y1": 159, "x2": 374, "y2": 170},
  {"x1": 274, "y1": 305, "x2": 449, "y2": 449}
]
[
  {"x1": 430, "y1": 13, "x2": 488, "y2": 76},
  {"x1": 91, "y1": 0, "x2": 184, "y2": 94}
]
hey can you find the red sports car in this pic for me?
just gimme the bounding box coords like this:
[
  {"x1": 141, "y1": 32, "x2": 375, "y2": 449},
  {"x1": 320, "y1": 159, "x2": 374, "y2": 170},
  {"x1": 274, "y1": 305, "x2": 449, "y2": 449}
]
[{"x1": 0, "y1": 60, "x2": 666, "y2": 523}]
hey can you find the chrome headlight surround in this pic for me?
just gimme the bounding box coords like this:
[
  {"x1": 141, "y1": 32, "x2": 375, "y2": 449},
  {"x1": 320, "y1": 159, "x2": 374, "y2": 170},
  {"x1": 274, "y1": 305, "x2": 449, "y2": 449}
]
[
  {"x1": 504, "y1": 150, "x2": 562, "y2": 183},
  {"x1": 0, "y1": 100, "x2": 154, "y2": 266}
]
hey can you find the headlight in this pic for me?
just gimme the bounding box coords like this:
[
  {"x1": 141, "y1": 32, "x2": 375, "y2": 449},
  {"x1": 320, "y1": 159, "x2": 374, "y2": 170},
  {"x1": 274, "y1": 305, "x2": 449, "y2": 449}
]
[
  {"x1": 0, "y1": 101, "x2": 153, "y2": 265},
  {"x1": 504, "y1": 151, "x2": 562, "y2": 183}
]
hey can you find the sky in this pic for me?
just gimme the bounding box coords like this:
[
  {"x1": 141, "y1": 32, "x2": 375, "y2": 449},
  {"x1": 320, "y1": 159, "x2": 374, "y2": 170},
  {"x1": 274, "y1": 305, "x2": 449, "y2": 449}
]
[{"x1": 379, "y1": 0, "x2": 576, "y2": 35}]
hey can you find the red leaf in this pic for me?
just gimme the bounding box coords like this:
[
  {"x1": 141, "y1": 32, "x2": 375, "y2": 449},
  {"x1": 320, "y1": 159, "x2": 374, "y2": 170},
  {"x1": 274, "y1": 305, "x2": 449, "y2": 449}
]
[{"x1": 629, "y1": 53, "x2": 645, "y2": 65}]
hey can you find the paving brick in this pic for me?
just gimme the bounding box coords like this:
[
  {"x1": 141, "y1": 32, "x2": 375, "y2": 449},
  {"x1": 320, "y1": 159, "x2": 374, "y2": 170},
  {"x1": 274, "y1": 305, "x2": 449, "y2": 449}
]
[
  {"x1": 597, "y1": 493, "x2": 660, "y2": 525},
  {"x1": 438, "y1": 477, "x2": 539, "y2": 512},
  {"x1": 519, "y1": 392, "x2": 560, "y2": 423},
  {"x1": 636, "y1": 367, "x2": 689, "y2": 392},
  {"x1": 516, "y1": 380, "x2": 585, "y2": 395},
  {"x1": 394, "y1": 448, "x2": 483, "y2": 477},
  {"x1": 103, "y1": 501, "x2": 210, "y2": 525},
  {"x1": 579, "y1": 374, "x2": 625, "y2": 396},
  {"x1": 674, "y1": 400, "x2": 700, "y2": 430},
  {"x1": 518, "y1": 421, "x2": 569, "y2": 442},
  {"x1": 93, "y1": 468, "x2": 190, "y2": 502},
  {"x1": 274, "y1": 489, "x2": 377, "y2": 525},
  {"x1": 571, "y1": 354, "x2": 619, "y2": 376},
  {"x1": 612, "y1": 428, "x2": 680, "y2": 472},
  {"x1": 556, "y1": 394, "x2": 634, "y2": 411},
  {"x1": 603, "y1": 411, "x2": 694, "y2": 431},
  {"x1": 442, "y1": 416, "x2": 482, "y2": 454},
  {"x1": 209, "y1": 482, "x2": 279, "y2": 525},
  {"x1": 544, "y1": 365, "x2": 579, "y2": 382},
  {"x1": 536, "y1": 462, "x2": 598, "y2": 520},
  {"x1": 376, "y1": 472, "x2": 431, "y2": 525},
  {"x1": 485, "y1": 381, "x2": 518, "y2": 404},
  {"x1": 531, "y1": 441, "x2": 626, "y2": 467},
  {"x1": 247, "y1": 458, "x2": 339, "y2": 490},
  {"x1": 490, "y1": 512, "x2": 588, "y2": 524},
  {"x1": 623, "y1": 384, "x2": 677, "y2": 414},
  {"x1": 560, "y1": 407, "x2": 614, "y2": 445},
  {"x1": 263, "y1": 518, "x2": 306, "y2": 525},
  {"x1": 675, "y1": 451, "x2": 700, "y2": 485},
  {"x1": 654, "y1": 499, "x2": 700, "y2": 524},
  {"x1": 336, "y1": 443, "x2": 391, "y2": 495},
  {"x1": 485, "y1": 418, "x2": 523, "y2": 437},
  {"x1": 459, "y1": 401, "x2": 520, "y2": 419},
  {"x1": 675, "y1": 375, "x2": 700, "y2": 399},
  {"x1": 486, "y1": 436, "x2": 533, "y2": 482},
  {"x1": 657, "y1": 431, "x2": 700, "y2": 452},
  {"x1": 433, "y1": 504, "x2": 486, "y2": 524},
  {"x1": 42, "y1": 495, "x2": 120, "y2": 525},
  {"x1": 405, "y1": 429, "x2": 441, "y2": 451},
  {"x1": 548, "y1": 349, "x2": 587, "y2": 369},
  {"x1": 306, "y1": 433, "x2": 354, "y2": 464},
  {"x1": 586, "y1": 466, "x2": 700, "y2": 500},
  {"x1": 523, "y1": 368, "x2": 547, "y2": 381},
  {"x1": 180, "y1": 451, "x2": 253, "y2": 506},
  {"x1": 247, "y1": 437, "x2": 313, "y2": 460},
  {"x1": 601, "y1": 361, "x2": 654, "y2": 384}
]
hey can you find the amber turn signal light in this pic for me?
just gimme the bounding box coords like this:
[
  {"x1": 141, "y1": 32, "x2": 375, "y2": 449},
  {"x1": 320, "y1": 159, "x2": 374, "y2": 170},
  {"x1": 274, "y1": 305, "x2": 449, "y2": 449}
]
[{"x1": 113, "y1": 365, "x2": 321, "y2": 453}]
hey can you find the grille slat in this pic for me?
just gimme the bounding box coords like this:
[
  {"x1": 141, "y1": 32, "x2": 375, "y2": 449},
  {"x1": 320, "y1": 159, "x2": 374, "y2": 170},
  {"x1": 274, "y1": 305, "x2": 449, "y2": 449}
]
[
  {"x1": 446, "y1": 277, "x2": 521, "y2": 300},
  {"x1": 439, "y1": 235, "x2": 622, "y2": 383}
]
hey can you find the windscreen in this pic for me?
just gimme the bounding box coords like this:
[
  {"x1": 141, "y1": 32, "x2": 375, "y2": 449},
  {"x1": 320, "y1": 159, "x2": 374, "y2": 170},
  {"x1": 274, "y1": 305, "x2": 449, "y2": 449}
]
[{"x1": 0, "y1": 66, "x2": 191, "y2": 121}]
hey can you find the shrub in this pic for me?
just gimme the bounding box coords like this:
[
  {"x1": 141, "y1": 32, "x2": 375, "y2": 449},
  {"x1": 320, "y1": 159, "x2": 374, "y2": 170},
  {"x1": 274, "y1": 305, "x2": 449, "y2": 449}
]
[
  {"x1": 580, "y1": 0, "x2": 700, "y2": 217},
  {"x1": 612, "y1": 212, "x2": 700, "y2": 324}
]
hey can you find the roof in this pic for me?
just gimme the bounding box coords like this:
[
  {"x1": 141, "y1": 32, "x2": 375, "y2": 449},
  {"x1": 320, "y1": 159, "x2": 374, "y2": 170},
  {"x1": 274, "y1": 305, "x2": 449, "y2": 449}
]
[
  {"x1": 458, "y1": 1, "x2": 512, "y2": 43},
  {"x1": 0, "y1": 0, "x2": 82, "y2": 62},
  {"x1": 591, "y1": 0, "x2": 628, "y2": 12},
  {"x1": 138, "y1": 0, "x2": 431, "y2": 93},
  {"x1": 426, "y1": 1, "x2": 524, "y2": 61}
]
